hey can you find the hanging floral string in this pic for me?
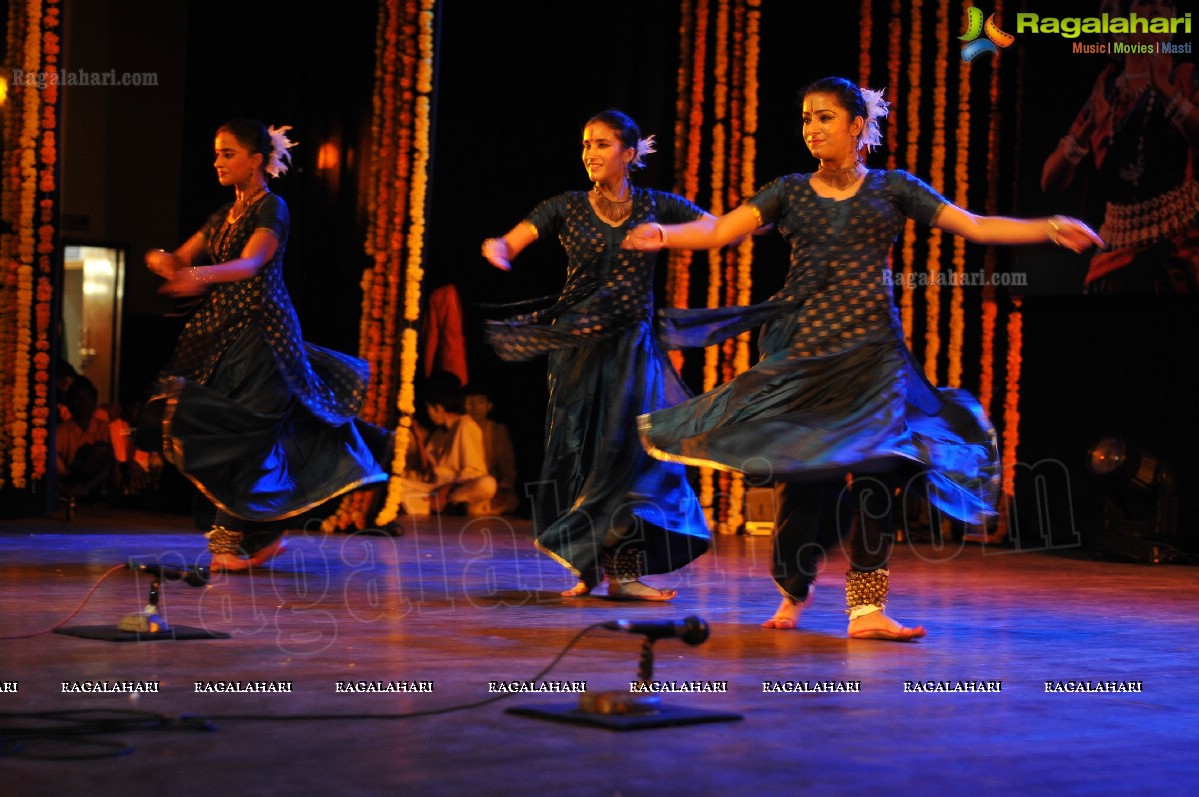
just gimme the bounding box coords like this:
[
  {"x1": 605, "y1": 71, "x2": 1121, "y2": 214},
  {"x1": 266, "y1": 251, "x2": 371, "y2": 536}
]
[
  {"x1": 698, "y1": 0, "x2": 732, "y2": 525},
  {"x1": 859, "y1": 0, "x2": 873, "y2": 88},
  {"x1": 979, "y1": 0, "x2": 1006, "y2": 419},
  {"x1": 923, "y1": 0, "x2": 948, "y2": 383},
  {"x1": 723, "y1": 0, "x2": 761, "y2": 534},
  {"x1": 323, "y1": 0, "x2": 436, "y2": 531},
  {"x1": 667, "y1": 0, "x2": 710, "y2": 379},
  {"x1": 375, "y1": 0, "x2": 437, "y2": 528},
  {"x1": 997, "y1": 295, "x2": 1022, "y2": 539},
  {"x1": 948, "y1": 2, "x2": 972, "y2": 390},
  {"x1": 885, "y1": 0, "x2": 902, "y2": 173},
  {"x1": 1, "y1": 0, "x2": 58, "y2": 490},
  {"x1": 899, "y1": 0, "x2": 921, "y2": 344}
]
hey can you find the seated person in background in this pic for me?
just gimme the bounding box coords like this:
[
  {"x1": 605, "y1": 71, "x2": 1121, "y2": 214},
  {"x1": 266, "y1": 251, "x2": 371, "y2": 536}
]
[
  {"x1": 107, "y1": 399, "x2": 164, "y2": 498},
  {"x1": 464, "y1": 384, "x2": 521, "y2": 515},
  {"x1": 56, "y1": 376, "x2": 116, "y2": 501},
  {"x1": 395, "y1": 372, "x2": 496, "y2": 516},
  {"x1": 55, "y1": 359, "x2": 78, "y2": 421}
]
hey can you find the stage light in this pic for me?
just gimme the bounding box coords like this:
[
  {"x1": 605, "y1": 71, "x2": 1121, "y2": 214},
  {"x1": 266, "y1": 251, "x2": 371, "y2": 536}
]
[{"x1": 1086, "y1": 437, "x2": 1181, "y2": 563}]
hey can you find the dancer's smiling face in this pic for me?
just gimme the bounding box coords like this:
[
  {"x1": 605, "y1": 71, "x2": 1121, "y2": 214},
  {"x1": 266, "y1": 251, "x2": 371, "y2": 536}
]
[
  {"x1": 802, "y1": 92, "x2": 864, "y2": 166},
  {"x1": 582, "y1": 121, "x2": 634, "y2": 187}
]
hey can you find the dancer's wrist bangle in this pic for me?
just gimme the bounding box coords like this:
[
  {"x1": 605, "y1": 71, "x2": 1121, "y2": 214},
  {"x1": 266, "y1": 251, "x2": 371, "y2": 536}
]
[
  {"x1": 651, "y1": 223, "x2": 667, "y2": 247},
  {"x1": 1047, "y1": 215, "x2": 1066, "y2": 246}
]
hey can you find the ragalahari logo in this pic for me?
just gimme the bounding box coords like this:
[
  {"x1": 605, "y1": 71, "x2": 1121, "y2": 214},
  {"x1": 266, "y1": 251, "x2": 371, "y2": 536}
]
[{"x1": 959, "y1": 7, "x2": 1015, "y2": 62}]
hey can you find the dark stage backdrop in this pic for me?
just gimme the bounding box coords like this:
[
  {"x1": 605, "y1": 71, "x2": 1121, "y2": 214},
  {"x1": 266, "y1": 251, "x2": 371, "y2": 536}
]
[
  {"x1": 99, "y1": 0, "x2": 1195, "y2": 539},
  {"x1": 168, "y1": 0, "x2": 865, "y2": 506}
]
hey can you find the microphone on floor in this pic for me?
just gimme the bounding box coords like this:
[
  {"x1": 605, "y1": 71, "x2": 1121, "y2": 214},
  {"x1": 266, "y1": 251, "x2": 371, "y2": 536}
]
[
  {"x1": 128, "y1": 562, "x2": 211, "y2": 588},
  {"x1": 601, "y1": 616, "x2": 710, "y2": 645}
]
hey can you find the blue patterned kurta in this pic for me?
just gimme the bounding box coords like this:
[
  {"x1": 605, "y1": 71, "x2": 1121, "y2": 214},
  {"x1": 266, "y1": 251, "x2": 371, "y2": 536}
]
[
  {"x1": 640, "y1": 170, "x2": 1000, "y2": 524},
  {"x1": 487, "y1": 187, "x2": 711, "y2": 579}
]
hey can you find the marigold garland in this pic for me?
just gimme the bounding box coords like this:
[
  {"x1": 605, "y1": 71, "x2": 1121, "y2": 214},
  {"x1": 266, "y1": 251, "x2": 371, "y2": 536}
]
[
  {"x1": 998, "y1": 295, "x2": 1022, "y2": 539},
  {"x1": 695, "y1": 0, "x2": 731, "y2": 526},
  {"x1": 666, "y1": 0, "x2": 710, "y2": 377},
  {"x1": 2, "y1": 0, "x2": 58, "y2": 490},
  {"x1": 898, "y1": 0, "x2": 920, "y2": 343},
  {"x1": 666, "y1": 0, "x2": 762, "y2": 531},
  {"x1": 885, "y1": 0, "x2": 902, "y2": 173},
  {"x1": 923, "y1": 0, "x2": 949, "y2": 383},
  {"x1": 859, "y1": 0, "x2": 873, "y2": 88},
  {"x1": 322, "y1": 0, "x2": 436, "y2": 531},
  {"x1": 979, "y1": 0, "x2": 1005, "y2": 418},
  {"x1": 948, "y1": 3, "x2": 972, "y2": 390}
]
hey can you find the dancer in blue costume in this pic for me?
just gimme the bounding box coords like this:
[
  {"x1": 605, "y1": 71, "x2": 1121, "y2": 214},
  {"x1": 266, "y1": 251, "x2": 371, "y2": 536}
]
[
  {"x1": 143, "y1": 120, "x2": 389, "y2": 572},
  {"x1": 482, "y1": 110, "x2": 711, "y2": 601},
  {"x1": 625, "y1": 78, "x2": 1102, "y2": 636}
]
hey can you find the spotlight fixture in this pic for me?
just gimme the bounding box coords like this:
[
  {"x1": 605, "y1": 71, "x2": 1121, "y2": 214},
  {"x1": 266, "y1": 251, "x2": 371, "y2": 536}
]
[{"x1": 1086, "y1": 437, "x2": 1181, "y2": 563}]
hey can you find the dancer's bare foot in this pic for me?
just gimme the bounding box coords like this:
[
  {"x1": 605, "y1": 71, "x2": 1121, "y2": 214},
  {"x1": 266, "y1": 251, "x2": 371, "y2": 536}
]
[
  {"x1": 762, "y1": 596, "x2": 803, "y2": 629},
  {"x1": 607, "y1": 580, "x2": 677, "y2": 602},
  {"x1": 210, "y1": 536, "x2": 289, "y2": 573},
  {"x1": 762, "y1": 587, "x2": 814, "y2": 629},
  {"x1": 561, "y1": 581, "x2": 593, "y2": 597},
  {"x1": 847, "y1": 609, "x2": 926, "y2": 641}
]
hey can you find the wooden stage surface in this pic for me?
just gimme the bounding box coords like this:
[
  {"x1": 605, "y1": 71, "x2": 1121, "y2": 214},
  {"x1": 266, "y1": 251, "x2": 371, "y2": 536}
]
[{"x1": 1, "y1": 507, "x2": 1196, "y2": 796}]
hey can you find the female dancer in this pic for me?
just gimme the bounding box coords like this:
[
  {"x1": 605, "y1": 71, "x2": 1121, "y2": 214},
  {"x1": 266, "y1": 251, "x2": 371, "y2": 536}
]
[
  {"x1": 144, "y1": 120, "x2": 389, "y2": 571},
  {"x1": 482, "y1": 110, "x2": 711, "y2": 601},
  {"x1": 625, "y1": 78, "x2": 1102, "y2": 637},
  {"x1": 1042, "y1": 0, "x2": 1199, "y2": 292}
]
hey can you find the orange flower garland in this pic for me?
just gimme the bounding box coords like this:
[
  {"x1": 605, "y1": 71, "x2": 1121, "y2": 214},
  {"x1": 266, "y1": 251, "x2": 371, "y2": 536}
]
[
  {"x1": 698, "y1": 0, "x2": 731, "y2": 524},
  {"x1": 666, "y1": 0, "x2": 710, "y2": 377},
  {"x1": 899, "y1": 0, "x2": 921, "y2": 344},
  {"x1": 885, "y1": 0, "x2": 902, "y2": 173},
  {"x1": 923, "y1": 0, "x2": 949, "y2": 383},
  {"x1": 859, "y1": 0, "x2": 873, "y2": 88},
  {"x1": 376, "y1": 1, "x2": 437, "y2": 528},
  {"x1": 948, "y1": 4, "x2": 972, "y2": 390},
  {"x1": 31, "y1": 0, "x2": 59, "y2": 480},
  {"x1": 979, "y1": 0, "x2": 1005, "y2": 416},
  {"x1": 998, "y1": 296, "x2": 1022, "y2": 539},
  {"x1": 323, "y1": 0, "x2": 435, "y2": 531},
  {"x1": 665, "y1": 0, "x2": 761, "y2": 531},
  {"x1": 1, "y1": 0, "x2": 50, "y2": 488},
  {"x1": 724, "y1": 0, "x2": 761, "y2": 534}
]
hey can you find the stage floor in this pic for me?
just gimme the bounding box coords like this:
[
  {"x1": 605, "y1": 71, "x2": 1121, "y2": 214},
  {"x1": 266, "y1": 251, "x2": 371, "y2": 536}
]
[{"x1": 1, "y1": 507, "x2": 1196, "y2": 796}]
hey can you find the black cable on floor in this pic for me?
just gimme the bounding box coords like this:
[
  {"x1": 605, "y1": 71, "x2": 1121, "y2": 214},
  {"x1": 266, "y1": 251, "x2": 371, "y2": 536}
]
[{"x1": 0, "y1": 622, "x2": 609, "y2": 759}]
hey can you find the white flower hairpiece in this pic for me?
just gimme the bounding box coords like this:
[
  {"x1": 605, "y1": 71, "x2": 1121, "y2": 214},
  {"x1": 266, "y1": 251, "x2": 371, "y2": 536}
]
[
  {"x1": 266, "y1": 125, "x2": 298, "y2": 178},
  {"x1": 858, "y1": 88, "x2": 890, "y2": 153},
  {"x1": 631, "y1": 134, "x2": 657, "y2": 170}
]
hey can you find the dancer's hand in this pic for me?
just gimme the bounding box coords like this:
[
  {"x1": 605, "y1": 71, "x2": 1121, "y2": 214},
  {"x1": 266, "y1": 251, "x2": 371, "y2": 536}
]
[
  {"x1": 145, "y1": 249, "x2": 180, "y2": 279},
  {"x1": 157, "y1": 267, "x2": 210, "y2": 297},
  {"x1": 621, "y1": 223, "x2": 666, "y2": 251},
  {"x1": 1047, "y1": 216, "x2": 1105, "y2": 253},
  {"x1": 481, "y1": 238, "x2": 512, "y2": 271}
]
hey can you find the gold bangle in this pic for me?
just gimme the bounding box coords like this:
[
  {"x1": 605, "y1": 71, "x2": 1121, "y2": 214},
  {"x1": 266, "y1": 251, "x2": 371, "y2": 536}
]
[
  {"x1": 748, "y1": 204, "x2": 764, "y2": 229},
  {"x1": 482, "y1": 237, "x2": 509, "y2": 258},
  {"x1": 1047, "y1": 215, "x2": 1066, "y2": 246},
  {"x1": 651, "y1": 223, "x2": 667, "y2": 247}
]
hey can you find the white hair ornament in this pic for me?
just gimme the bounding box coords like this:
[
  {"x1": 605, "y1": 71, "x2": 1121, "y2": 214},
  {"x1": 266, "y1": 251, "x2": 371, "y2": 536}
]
[
  {"x1": 631, "y1": 134, "x2": 657, "y2": 170},
  {"x1": 858, "y1": 88, "x2": 890, "y2": 153},
  {"x1": 266, "y1": 125, "x2": 298, "y2": 178}
]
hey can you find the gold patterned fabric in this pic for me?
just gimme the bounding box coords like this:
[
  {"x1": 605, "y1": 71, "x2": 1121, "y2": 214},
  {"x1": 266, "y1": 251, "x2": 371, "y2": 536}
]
[
  {"x1": 142, "y1": 194, "x2": 388, "y2": 522},
  {"x1": 163, "y1": 194, "x2": 368, "y2": 424}
]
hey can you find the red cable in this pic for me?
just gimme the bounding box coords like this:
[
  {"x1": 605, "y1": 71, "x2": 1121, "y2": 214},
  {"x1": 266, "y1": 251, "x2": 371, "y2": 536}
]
[{"x1": 0, "y1": 564, "x2": 127, "y2": 640}]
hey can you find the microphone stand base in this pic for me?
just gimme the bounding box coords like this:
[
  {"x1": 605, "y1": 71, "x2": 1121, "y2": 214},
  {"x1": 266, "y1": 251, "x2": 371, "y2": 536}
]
[
  {"x1": 117, "y1": 610, "x2": 171, "y2": 634},
  {"x1": 506, "y1": 700, "x2": 742, "y2": 730},
  {"x1": 578, "y1": 690, "x2": 661, "y2": 716}
]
